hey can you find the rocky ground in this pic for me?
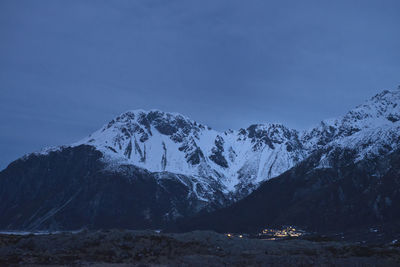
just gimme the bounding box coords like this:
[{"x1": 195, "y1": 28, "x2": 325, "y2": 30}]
[{"x1": 0, "y1": 230, "x2": 399, "y2": 266}]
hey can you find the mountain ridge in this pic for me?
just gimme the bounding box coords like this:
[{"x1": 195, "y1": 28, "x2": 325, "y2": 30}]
[
  {"x1": 33, "y1": 89, "x2": 400, "y2": 197},
  {"x1": 71, "y1": 109, "x2": 306, "y2": 198}
]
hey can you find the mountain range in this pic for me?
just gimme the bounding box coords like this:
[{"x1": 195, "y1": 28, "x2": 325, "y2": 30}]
[{"x1": 0, "y1": 88, "x2": 399, "y2": 231}]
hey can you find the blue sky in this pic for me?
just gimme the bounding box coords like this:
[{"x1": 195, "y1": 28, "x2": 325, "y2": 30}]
[{"x1": 1, "y1": 0, "x2": 399, "y2": 169}]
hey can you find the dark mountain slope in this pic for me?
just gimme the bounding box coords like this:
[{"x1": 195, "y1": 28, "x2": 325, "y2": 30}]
[
  {"x1": 172, "y1": 147, "x2": 400, "y2": 234},
  {"x1": 0, "y1": 145, "x2": 228, "y2": 230}
]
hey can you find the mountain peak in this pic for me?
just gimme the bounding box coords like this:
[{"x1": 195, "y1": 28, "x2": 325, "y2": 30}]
[
  {"x1": 370, "y1": 88, "x2": 400, "y2": 102},
  {"x1": 100, "y1": 109, "x2": 211, "y2": 139},
  {"x1": 345, "y1": 89, "x2": 400, "y2": 125},
  {"x1": 122, "y1": 109, "x2": 194, "y2": 123},
  {"x1": 111, "y1": 109, "x2": 200, "y2": 127}
]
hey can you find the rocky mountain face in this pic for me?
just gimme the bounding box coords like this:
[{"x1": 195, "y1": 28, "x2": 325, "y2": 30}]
[
  {"x1": 74, "y1": 109, "x2": 306, "y2": 199},
  {"x1": 0, "y1": 89, "x2": 399, "y2": 230},
  {"x1": 302, "y1": 90, "x2": 400, "y2": 164}
]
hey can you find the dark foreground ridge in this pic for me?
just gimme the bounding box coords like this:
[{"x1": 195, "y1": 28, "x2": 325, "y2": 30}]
[
  {"x1": 0, "y1": 145, "x2": 227, "y2": 230},
  {"x1": 1, "y1": 230, "x2": 399, "y2": 266}
]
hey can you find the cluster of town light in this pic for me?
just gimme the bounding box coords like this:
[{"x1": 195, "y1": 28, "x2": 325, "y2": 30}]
[
  {"x1": 225, "y1": 226, "x2": 304, "y2": 239},
  {"x1": 261, "y1": 226, "x2": 303, "y2": 238}
]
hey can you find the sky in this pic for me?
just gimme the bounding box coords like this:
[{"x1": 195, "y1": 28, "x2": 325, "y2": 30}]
[{"x1": 1, "y1": 0, "x2": 399, "y2": 169}]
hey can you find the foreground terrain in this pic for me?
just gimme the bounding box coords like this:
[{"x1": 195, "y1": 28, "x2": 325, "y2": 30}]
[{"x1": 0, "y1": 230, "x2": 399, "y2": 266}]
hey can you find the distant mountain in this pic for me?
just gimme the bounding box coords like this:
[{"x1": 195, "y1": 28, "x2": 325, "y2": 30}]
[{"x1": 0, "y1": 88, "x2": 399, "y2": 230}]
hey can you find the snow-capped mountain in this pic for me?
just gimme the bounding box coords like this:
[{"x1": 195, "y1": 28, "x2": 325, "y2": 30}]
[
  {"x1": 74, "y1": 109, "x2": 306, "y2": 197},
  {"x1": 36, "y1": 88, "x2": 400, "y2": 199},
  {"x1": 302, "y1": 89, "x2": 400, "y2": 169},
  {"x1": 1, "y1": 88, "x2": 400, "y2": 230},
  {"x1": 72, "y1": 89, "x2": 400, "y2": 197}
]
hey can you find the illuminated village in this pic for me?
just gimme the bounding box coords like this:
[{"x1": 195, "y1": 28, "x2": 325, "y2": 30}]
[
  {"x1": 259, "y1": 226, "x2": 306, "y2": 239},
  {"x1": 225, "y1": 226, "x2": 306, "y2": 240}
]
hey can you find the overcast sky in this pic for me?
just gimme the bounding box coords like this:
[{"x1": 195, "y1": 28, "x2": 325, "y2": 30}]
[{"x1": 1, "y1": 0, "x2": 399, "y2": 169}]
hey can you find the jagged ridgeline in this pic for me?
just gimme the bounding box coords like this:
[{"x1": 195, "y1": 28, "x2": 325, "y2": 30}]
[{"x1": 0, "y1": 89, "x2": 399, "y2": 230}]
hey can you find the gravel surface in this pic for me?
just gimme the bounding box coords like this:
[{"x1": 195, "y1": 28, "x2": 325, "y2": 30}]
[{"x1": 0, "y1": 230, "x2": 399, "y2": 266}]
